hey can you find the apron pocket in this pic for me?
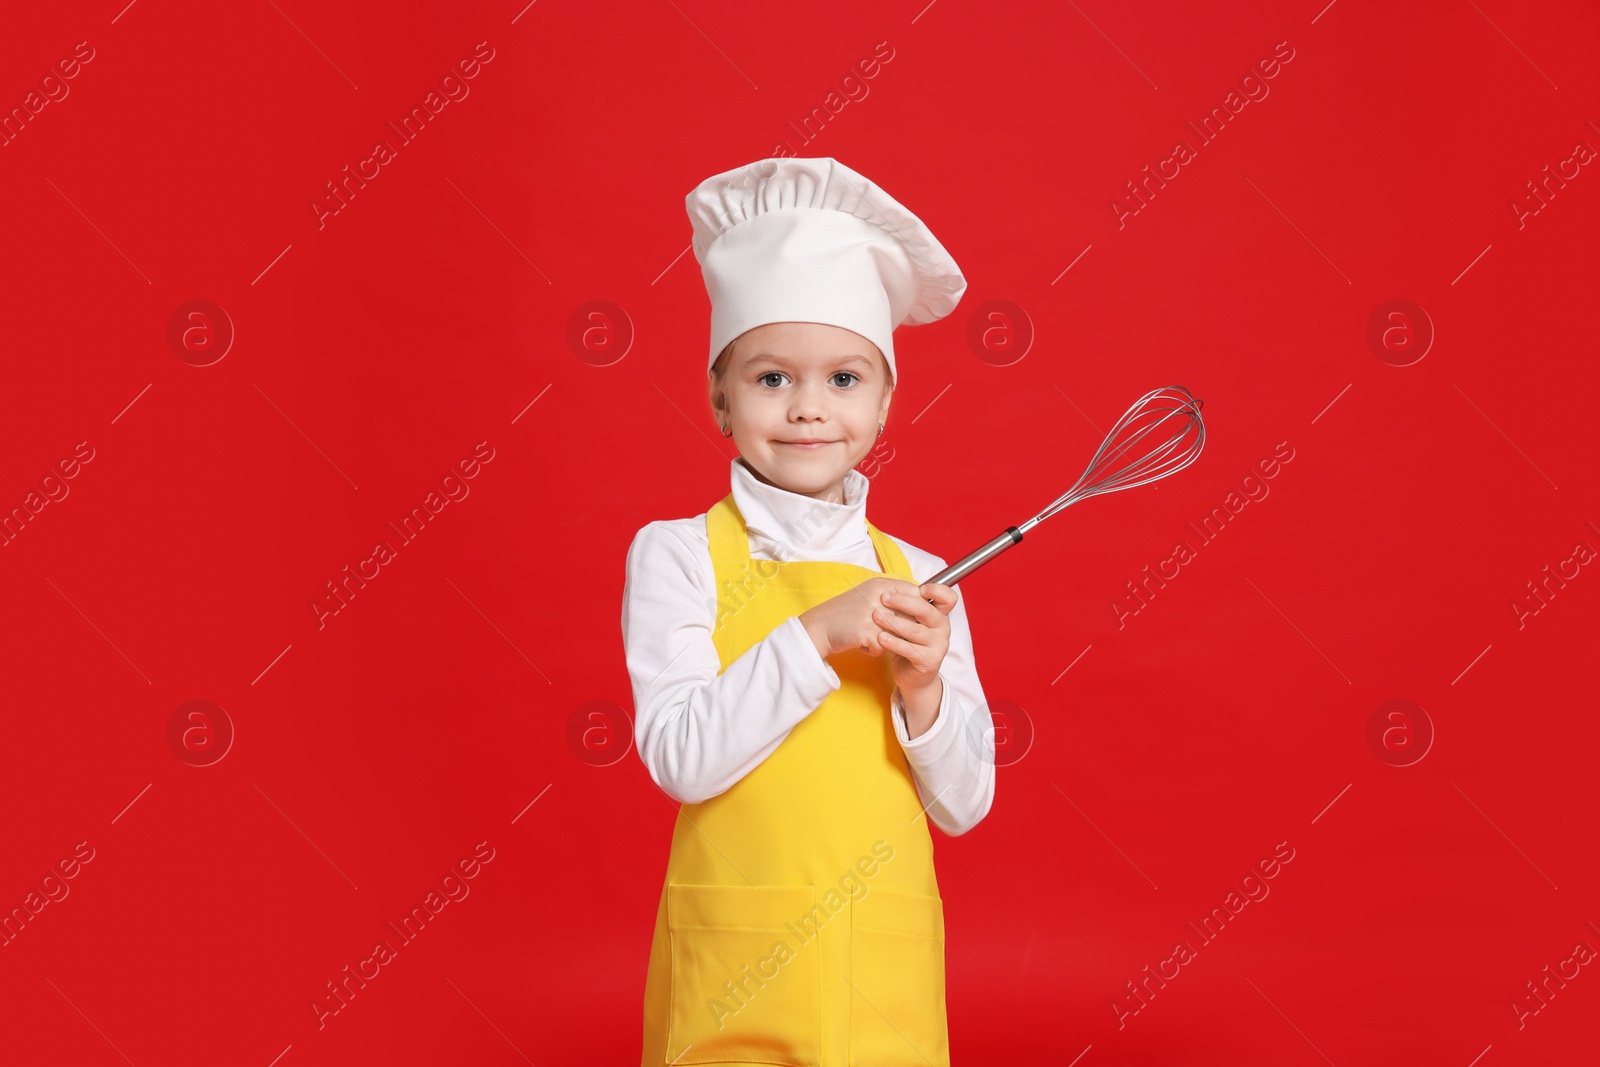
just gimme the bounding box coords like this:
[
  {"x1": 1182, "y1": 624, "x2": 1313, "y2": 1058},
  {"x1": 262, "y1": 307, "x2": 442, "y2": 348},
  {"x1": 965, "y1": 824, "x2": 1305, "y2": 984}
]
[
  {"x1": 848, "y1": 888, "x2": 950, "y2": 1067},
  {"x1": 666, "y1": 883, "x2": 822, "y2": 1066}
]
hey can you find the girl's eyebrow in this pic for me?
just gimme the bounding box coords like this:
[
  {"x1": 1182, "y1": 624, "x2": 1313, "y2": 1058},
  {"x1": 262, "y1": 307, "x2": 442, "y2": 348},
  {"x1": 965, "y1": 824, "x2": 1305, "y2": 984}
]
[{"x1": 745, "y1": 353, "x2": 874, "y2": 369}]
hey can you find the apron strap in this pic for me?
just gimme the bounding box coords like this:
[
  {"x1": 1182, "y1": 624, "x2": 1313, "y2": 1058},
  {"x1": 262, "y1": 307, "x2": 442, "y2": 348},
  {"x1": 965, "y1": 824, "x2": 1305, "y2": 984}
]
[
  {"x1": 866, "y1": 522, "x2": 915, "y2": 583},
  {"x1": 705, "y1": 494, "x2": 748, "y2": 567}
]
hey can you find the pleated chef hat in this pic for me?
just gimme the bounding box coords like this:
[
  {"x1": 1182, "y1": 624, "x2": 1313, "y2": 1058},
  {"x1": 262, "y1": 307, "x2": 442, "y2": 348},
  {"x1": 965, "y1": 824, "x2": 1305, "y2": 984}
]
[{"x1": 687, "y1": 156, "x2": 966, "y2": 383}]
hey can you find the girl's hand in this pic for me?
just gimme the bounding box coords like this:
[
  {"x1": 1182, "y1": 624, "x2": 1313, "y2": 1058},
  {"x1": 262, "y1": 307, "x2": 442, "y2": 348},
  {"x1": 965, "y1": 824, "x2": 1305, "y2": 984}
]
[
  {"x1": 799, "y1": 577, "x2": 928, "y2": 660},
  {"x1": 876, "y1": 582, "x2": 957, "y2": 694}
]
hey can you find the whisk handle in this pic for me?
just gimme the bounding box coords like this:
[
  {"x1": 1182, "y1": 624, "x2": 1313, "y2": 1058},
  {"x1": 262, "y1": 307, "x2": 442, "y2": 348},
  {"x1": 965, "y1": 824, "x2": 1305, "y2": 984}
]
[{"x1": 923, "y1": 527, "x2": 1024, "y2": 590}]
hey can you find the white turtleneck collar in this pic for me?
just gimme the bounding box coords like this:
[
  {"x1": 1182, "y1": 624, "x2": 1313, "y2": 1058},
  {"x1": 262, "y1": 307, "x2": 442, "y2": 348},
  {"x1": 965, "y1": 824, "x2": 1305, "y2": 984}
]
[{"x1": 729, "y1": 457, "x2": 873, "y2": 561}]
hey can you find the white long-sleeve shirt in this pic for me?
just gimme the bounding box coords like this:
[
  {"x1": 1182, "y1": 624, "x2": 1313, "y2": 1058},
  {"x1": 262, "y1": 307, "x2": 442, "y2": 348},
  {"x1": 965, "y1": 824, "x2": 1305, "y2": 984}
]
[{"x1": 621, "y1": 457, "x2": 996, "y2": 836}]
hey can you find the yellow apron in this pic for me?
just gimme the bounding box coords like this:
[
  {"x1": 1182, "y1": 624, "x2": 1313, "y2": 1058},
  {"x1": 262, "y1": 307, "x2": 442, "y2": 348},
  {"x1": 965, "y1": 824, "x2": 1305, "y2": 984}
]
[{"x1": 640, "y1": 492, "x2": 950, "y2": 1067}]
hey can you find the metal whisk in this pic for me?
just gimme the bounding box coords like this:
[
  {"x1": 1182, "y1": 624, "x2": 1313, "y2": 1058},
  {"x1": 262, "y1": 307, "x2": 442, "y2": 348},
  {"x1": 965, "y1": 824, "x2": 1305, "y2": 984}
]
[{"x1": 924, "y1": 386, "x2": 1207, "y2": 588}]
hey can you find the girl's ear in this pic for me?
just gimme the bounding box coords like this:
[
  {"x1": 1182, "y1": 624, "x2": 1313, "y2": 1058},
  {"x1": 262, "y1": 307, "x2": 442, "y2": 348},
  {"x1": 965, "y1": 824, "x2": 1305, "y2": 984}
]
[
  {"x1": 707, "y1": 339, "x2": 737, "y2": 426},
  {"x1": 707, "y1": 373, "x2": 728, "y2": 427}
]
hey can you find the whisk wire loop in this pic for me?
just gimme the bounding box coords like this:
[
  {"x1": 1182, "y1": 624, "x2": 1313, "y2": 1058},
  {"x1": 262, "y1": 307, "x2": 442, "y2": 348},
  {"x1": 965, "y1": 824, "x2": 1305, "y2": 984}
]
[
  {"x1": 926, "y1": 385, "x2": 1207, "y2": 588},
  {"x1": 1025, "y1": 386, "x2": 1205, "y2": 531}
]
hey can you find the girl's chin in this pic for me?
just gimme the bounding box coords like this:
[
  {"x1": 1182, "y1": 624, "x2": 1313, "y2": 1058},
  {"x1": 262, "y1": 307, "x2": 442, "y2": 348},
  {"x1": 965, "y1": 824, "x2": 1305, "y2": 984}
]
[{"x1": 769, "y1": 453, "x2": 843, "y2": 472}]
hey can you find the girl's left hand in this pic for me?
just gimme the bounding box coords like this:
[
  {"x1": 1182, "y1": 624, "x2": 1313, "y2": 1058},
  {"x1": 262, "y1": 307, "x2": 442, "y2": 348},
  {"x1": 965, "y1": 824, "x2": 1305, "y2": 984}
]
[{"x1": 872, "y1": 582, "x2": 958, "y2": 694}]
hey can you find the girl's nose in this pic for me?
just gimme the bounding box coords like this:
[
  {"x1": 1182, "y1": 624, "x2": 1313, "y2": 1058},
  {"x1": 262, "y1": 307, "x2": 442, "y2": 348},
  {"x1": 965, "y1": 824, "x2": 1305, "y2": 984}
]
[{"x1": 788, "y1": 385, "x2": 830, "y2": 420}]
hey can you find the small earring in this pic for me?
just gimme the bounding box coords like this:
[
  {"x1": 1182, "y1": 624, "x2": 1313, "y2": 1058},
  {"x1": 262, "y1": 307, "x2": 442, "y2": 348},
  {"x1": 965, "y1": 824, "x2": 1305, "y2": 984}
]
[
  {"x1": 720, "y1": 424, "x2": 732, "y2": 438},
  {"x1": 878, "y1": 423, "x2": 885, "y2": 438}
]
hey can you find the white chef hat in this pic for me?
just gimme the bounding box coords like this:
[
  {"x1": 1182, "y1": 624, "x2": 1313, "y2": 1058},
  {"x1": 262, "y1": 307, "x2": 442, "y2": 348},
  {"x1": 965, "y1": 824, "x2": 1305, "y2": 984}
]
[{"x1": 686, "y1": 156, "x2": 966, "y2": 384}]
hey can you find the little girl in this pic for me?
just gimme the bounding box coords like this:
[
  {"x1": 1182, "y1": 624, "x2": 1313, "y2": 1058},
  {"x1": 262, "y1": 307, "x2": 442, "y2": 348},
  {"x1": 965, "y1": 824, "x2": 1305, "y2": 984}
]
[{"x1": 622, "y1": 156, "x2": 996, "y2": 1067}]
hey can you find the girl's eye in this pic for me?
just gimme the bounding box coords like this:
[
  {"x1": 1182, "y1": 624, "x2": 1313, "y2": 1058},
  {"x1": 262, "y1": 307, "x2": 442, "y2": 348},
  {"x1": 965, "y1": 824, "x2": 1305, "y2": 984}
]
[{"x1": 755, "y1": 371, "x2": 860, "y2": 388}]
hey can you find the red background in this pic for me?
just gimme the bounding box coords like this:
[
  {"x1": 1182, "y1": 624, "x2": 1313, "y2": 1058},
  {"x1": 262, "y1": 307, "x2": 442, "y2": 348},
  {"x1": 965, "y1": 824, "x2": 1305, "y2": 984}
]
[{"x1": 2, "y1": 1, "x2": 1597, "y2": 1064}]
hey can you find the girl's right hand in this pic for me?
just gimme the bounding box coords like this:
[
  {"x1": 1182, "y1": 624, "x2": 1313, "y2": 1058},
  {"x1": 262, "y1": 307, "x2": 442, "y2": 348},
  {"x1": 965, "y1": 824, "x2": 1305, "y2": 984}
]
[{"x1": 798, "y1": 577, "x2": 926, "y2": 660}]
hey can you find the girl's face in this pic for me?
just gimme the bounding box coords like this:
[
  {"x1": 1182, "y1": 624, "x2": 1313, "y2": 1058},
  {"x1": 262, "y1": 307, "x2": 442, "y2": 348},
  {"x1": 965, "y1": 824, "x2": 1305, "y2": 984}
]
[{"x1": 711, "y1": 321, "x2": 893, "y2": 504}]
